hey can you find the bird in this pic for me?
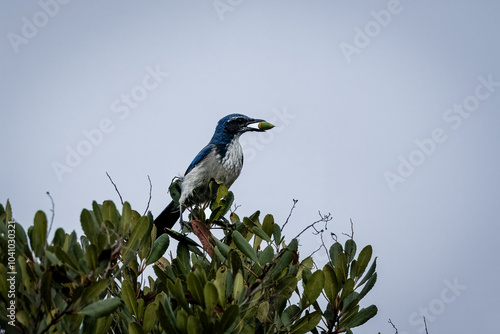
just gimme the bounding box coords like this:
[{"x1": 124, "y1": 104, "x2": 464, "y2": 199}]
[{"x1": 154, "y1": 113, "x2": 274, "y2": 237}]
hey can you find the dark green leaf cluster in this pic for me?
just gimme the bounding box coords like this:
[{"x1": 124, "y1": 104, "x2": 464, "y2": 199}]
[{"x1": 0, "y1": 186, "x2": 377, "y2": 334}]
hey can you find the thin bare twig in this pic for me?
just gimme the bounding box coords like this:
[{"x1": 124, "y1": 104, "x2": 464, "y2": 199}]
[
  {"x1": 106, "y1": 172, "x2": 123, "y2": 205},
  {"x1": 281, "y1": 199, "x2": 298, "y2": 232},
  {"x1": 388, "y1": 319, "x2": 398, "y2": 334},
  {"x1": 310, "y1": 232, "x2": 331, "y2": 264},
  {"x1": 342, "y1": 218, "x2": 355, "y2": 239},
  {"x1": 143, "y1": 175, "x2": 152, "y2": 216},
  {"x1": 231, "y1": 203, "x2": 241, "y2": 213},
  {"x1": 46, "y1": 191, "x2": 55, "y2": 236},
  {"x1": 423, "y1": 316, "x2": 429, "y2": 334},
  {"x1": 294, "y1": 211, "x2": 332, "y2": 240}
]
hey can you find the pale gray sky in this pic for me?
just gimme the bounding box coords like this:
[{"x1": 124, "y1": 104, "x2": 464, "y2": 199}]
[{"x1": 1, "y1": 1, "x2": 499, "y2": 333}]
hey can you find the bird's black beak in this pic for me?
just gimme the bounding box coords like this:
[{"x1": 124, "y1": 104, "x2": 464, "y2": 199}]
[{"x1": 244, "y1": 118, "x2": 274, "y2": 132}]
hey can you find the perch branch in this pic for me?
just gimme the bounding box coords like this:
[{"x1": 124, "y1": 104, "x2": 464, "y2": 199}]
[
  {"x1": 106, "y1": 172, "x2": 123, "y2": 205},
  {"x1": 281, "y1": 199, "x2": 298, "y2": 232}
]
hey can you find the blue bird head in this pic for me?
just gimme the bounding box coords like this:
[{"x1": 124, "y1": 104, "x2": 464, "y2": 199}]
[
  {"x1": 218, "y1": 113, "x2": 270, "y2": 134},
  {"x1": 211, "y1": 113, "x2": 273, "y2": 143}
]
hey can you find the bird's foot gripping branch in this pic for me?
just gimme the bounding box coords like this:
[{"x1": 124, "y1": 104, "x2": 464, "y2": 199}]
[{"x1": 0, "y1": 189, "x2": 378, "y2": 333}]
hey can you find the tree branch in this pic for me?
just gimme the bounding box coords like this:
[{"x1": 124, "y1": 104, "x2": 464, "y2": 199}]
[
  {"x1": 45, "y1": 191, "x2": 55, "y2": 237},
  {"x1": 143, "y1": 175, "x2": 152, "y2": 216},
  {"x1": 281, "y1": 199, "x2": 298, "y2": 232},
  {"x1": 342, "y1": 219, "x2": 354, "y2": 239},
  {"x1": 294, "y1": 211, "x2": 332, "y2": 240},
  {"x1": 106, "y1": 172, "x2": 123, "y2": 205},
  {"x1": 388, "y1": 319, "x2": 398, "y2": 334}
]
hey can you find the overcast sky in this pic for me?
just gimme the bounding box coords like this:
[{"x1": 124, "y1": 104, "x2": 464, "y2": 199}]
[{"x1": 1, "y1": 1, "x2": 499, "y2": 333}]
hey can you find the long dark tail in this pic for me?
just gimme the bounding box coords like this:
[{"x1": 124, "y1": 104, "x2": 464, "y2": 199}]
[{"x1": 154, "y1": 201, "x2": 184, "y2": 238}]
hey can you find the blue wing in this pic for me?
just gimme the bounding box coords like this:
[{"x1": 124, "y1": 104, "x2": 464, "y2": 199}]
[{"x1": 184, "y1": 144, "x2": 215, "y2": 175}]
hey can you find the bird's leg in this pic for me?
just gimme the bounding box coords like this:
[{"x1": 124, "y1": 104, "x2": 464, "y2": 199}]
[{"x1": 179, "y1": 205, "x2": 193, "y2": 233}]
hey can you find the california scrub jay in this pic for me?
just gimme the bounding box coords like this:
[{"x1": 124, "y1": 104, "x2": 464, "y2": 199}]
[{"x1": 154, "y1": 114, "x2": 274, "y2": 237}]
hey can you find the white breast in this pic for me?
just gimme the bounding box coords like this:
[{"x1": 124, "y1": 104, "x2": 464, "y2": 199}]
[
  {"x1": 222, "y1": 137, "x2": 243, "y2": 171},
  {"x1": 179, "y1": 138, "x2": 243, "y2": 206}
]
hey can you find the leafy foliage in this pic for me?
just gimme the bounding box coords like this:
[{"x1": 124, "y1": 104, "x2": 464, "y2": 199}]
[{"x1": 0, "y1": 186, "x2": 377, "y2": 333}]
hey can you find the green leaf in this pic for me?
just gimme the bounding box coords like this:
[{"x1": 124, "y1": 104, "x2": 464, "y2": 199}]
[
  {"x1": 340, "y1": 278, "x2": 355, "y2": 302},
  {"x1": 143, "y1": 302, "x2": 158, "y2": 333},
  {"x1": 85, "y1": 244, "x2": 98, "y2": 272},
  {"x1": 341, "y1": 305, "x2": 378, "y2": 329},
  {"x1": 6, "y1": 200, "x2": 12, "y2": 222},
  {"x1": 329, "y1": 242, "x2": 343, "y2": 267},
  {"x1": 45, "y1": 250, "x2": 62, "y2": 266},
  {"x1": 358, "y1": 257, "x2": 377, "y2": 287},
  {"x1": 204, "y1": 282, "x2": 219, "y2": 314},
  {"x1": 187, "y1": 315, "x2": 202, "y2": 334},
  {"x1": 214, "y1": 238, "x2": 231, "y2": 258},
  {"x1": 169, "y1": 178, "x2": 182, "y2": 204},
  {"x1": 122, "y1": 279, "x2": 138, "y2": 317},
  {"x1": 176, "y1": 309, "x2": 188, "y2": 332},
  {"x1": 187, "y1": 271, "x2": 205, "y2": 305},
  {"x1": 220, "y1": 304, "x2": 239, "y2": 332},
  {"x1": 303, "y1": 270, "x2": 324, "y2": 305},
  {"x1": 167, "y1": 278, "x2": 189, "y2": 312},
  {"x1": 214, "y1": 266, "x2": 228, "y2": 308},
  {"x1": 92, "y1": 201, "x2": 103, "y2": 224},
  {"x1": 345, "y1": 239, "x2": 357, "y2": 263},
  {"x1": 232, "y1": 271, "x2": 244, "y2": 302},
  {"x1": 81, "y1": 209, "x2": 99, "y2": 245},
  {"x1": 14, "y1": 222, "x2": 29, "y2": 254},
  {"x1": 40, "y1": 270, "x2": 53, "y2": 308},
  {"x1": 159, "y1": 293, "x2": 177, "y2": 333},
  {"x1": 335, "y1": 253, "x2": 348, "y2": 283},
  {"x1": 289, "y1": 311, "x2": 322, "y2": 334},
  {"x1": 356, "y1": 245, "x2": 373, "y2": 279},
  {"x1": 176, "y1": 242, "x2": 191, "y2": 275},
  {"x1": 124, "y1": 216, "x2": 150, "y2": 259},
  {"x1": 273, "y1": 223, "x2": 282, "y2": 244},
  {"x1": 281, "y1": 305, "x2": 301, "y2": 327},
  {"x1": 146, "y1": 233, "x2": 170, "y2": 265},
  {"x1": 80, "y1": 297, "x2": 122, "y2": 317},
  {"x1": 258, "y1": 245, "x2": 274, "y2": 266},
  {"x1": 52, "y1": 227, "x2": 65, "y2": 247},
  {"x1": 232, "y1": 230, "x2": 259, "y2": 263},
  {"x1": 271, "y1": 247, "x2": 294, "y2": 279},
  {"x1": 229, "y1": 250, "x2": 242, "y2": 276},
  {"x1": 261, "y1": 214, "x2": 274, "y2": 237},
  {"x1": 101, "y1": 200, "x2": 119, "y2": 227},
  {"x1": 121, "y1": 201, "x2": 133, "y2": 236},
  {"x1": 211, "y1": 188, "x2": 234, "y2": 220},
  {"x1": 128, "y1": 322, "x2": 145, "y2": 334},
  {"x1": 164, "y1": 228, "x2": 200, "y2": 247},
  {"x1": 94, "y1": 316, "x2": 113, "y2": 334},
  {"x1": 342, "y1": 291, "x2": 359, "y2": 312},
  {"x1": 276, "y1": 277, "x2": 298, "y2": 300},
  {"x1": 256, "y1": 301, "x2": 270, "y2": 323},
  {"x1": 31, "y1": 210, "x2": 47, "y2": 258},
  {"x1": 323, "y1": 264, "x2": 340, "y2": 303},
  {"x1": 82, "y1": 279, "x2": 111, "y2": 305},
  {"x1": 350, "y1": 259, "x2": 358, "y2": 279},
  {"x1": 252, "y1": 226, "x2": 271, "y2": 243},
  {"x1": 358, "y1": 272, "x2": 377, "y2": 300},
  {"x1": 246, "y1": 211, "x2": 261, "y2": 227},
  {"x1": 55, "y1": 246, "x2": 79, "y2": 271},
  {"x1": 230, "y1": 212, "x2": 240, "y2": 224}
]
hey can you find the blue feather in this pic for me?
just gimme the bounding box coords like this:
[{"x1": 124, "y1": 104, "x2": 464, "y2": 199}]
[{"x1": 184, "y1": 144, "x2": 215, "y2": 175}]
